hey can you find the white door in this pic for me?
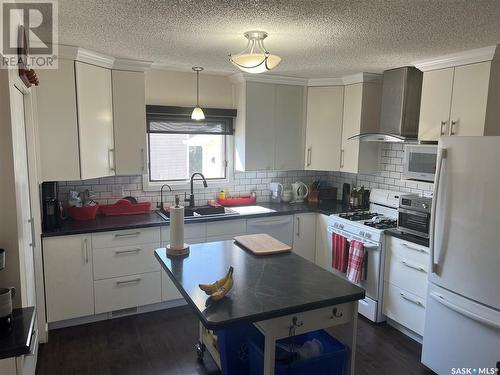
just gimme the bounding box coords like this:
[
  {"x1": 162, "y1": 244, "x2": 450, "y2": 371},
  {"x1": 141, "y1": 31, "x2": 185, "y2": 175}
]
[
  {"x1": 292, "y1": 213, "x2": 316, "y2": 262},
  {"x1": 431, "y1": 136, "x2": 500, "y2": 310},
  {"x1": 75, "y1": 61, "x2": 115, "y2": 179},
  {"x1": 274, "y1": 84, "x2": 304, "y2": 171},
  {"x1": 112, "y1": 70, "x2": 147, "y2": 175},
  {"x1": 304, "y1": 86, "x2": 343, "y2": 171},
  {"x1": 11, "y1": 87, "x2": 36, "y2": 307},
  {"x1": 43, "y1": 235, "x2": 94, "y2": 322},
  {"x1": 422, "y1": 283, "x2": 500, "y2": 374},
  {"x1": 418, "y1": 68, "x2": 454, "y2": 141},
  {"x1": 449, "y1": 62, "x2": 490, "y2": 136}
]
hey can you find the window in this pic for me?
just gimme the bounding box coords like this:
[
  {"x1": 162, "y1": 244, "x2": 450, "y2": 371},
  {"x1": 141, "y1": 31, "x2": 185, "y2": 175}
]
[{"x1": 146, "y1": 107, "x2": 235, "y2": 183}]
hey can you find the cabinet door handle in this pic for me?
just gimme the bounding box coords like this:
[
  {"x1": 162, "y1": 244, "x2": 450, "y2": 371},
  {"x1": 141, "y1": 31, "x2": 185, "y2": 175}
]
[
  {"x1": 306, "y1": 147, "x2": 312, "y2": 167},
  {"x1": 141, "y1": 148, "x2": 145, "y2": 172},
  {"x1": 115, "y1": 248, "x2": 142, "y2": 255},
  {"x1": 450, "y1": 120, "x2": 457, "y2": 136},
  {"x1": 83, "y1": 238, "x2": 89, "y2": 263},
  {"x1": 28, "y1": 218, "x2": 36, "y2": 248},
  {"x1": 440, "y1": 121, "x2": 447, "y2": 136},
  {"x1": 401, "y1": 259, "x2": 427, "y2": 273},
  {"x1": 116, "y1": 277, "x2": 142, "y2": 285},
  {"x1": 108, "y1": 148, "x2": 116, "y2": 171},
  {"x1": 114, "y1": 231, "x2": 141, "y2": 238},
  {"x1": 340, "y1": 149, "x2": 345, "y2": 168},
  {"x1": 296, "y1": 217, "x2": 300, "y2": 237},
  {"x1": 400, "y1": 292, "x2": 424, "y2": 307},
  {"x1": 401, "y1": 242, "x2": 429, "y2": 254}
]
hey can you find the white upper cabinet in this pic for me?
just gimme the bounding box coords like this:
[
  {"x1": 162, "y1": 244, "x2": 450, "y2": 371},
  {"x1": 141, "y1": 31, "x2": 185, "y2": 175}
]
[
  {"x1": 418, "y1": 61, "x2": 500, "y2": 141},
  {"x1": 418, "y1": 68, "x2": 454, "y2": 140},
  {"x1": 234, "y1": 81, "x2": 305, "y2": 171},
  {"x1": 304, "y1": 86, "x2": 344, "y2": 171},
  {"x1": 36, "y1": 59, "x2": 81, "y2": 181},
  {"x1": 75, "y1": 62, "x2": 115, "y2": 180},
  {"x1": 112, "y1": 70, "x2": 147, "y2": 175},
  {"x1": 275, "y1": 84, "x2": 305, "y2": 170},
  {"x1": 340, "y1": 82, "x2": 382, "y2": 174}
]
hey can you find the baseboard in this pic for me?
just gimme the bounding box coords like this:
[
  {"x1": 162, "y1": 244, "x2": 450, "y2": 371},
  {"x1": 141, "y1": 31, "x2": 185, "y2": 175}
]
[
  {"x1": 386, "y1": 318, "x2": 423, "y2": 344},
  {"x1": 48, "y1": 299, "x2": 188, "y2": 330}
]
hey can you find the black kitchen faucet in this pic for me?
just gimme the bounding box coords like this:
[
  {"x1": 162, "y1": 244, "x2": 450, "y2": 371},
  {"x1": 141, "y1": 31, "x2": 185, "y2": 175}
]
[{"x1": 185, "y1": 172, "x2": 208, "y2": 208}]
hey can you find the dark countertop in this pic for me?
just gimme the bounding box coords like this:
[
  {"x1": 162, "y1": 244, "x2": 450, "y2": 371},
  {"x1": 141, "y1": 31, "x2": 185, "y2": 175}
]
[
  {"x1": 385, "y1": 228, "x2": 430, "y2": 247},
  {"x1": 42, "y1": 201, "x2": 354, "y2": 238},
  {"x1": 155, "y1": 240, "x2": 365, "y2": 330},
  {"x1": 0, "y1": 307, "x2": 36, "y2": 360}
]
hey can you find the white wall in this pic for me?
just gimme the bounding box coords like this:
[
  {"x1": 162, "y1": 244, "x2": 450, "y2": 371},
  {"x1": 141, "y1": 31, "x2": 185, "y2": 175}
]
[{"x1": 145, "y1": 69, "x2": 235, "y2": 108}]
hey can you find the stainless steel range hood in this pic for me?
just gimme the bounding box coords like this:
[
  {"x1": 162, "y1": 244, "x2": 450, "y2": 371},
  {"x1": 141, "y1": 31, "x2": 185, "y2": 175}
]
[{"x1": 349, "y1": 66, "x2": 423, "y2": 142}]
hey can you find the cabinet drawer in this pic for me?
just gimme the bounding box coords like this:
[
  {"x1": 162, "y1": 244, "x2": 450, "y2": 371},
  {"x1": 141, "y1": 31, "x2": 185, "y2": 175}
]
[
  {"x1": 385, "y1": 251, "x2": 428, "y2": 298},
  {"x1": 93, "y1": 243, "x2": 161, "y2": 280},
  {"x1": 94, "y1": 272, "x2": 161, "y2": 313},
  {"x1": 92, "y1": 228, "x2": 160, "y2": 249},
  {"x1": 161, "y1": 223, "x2": 206, "y2": 242},
  {"x1": 388, "y1": 237, "x2": 430, "y2": 265},
  {"x1": 383, "y1": 282, "x2": 426, "y2": 336},
  {"x1": 206, "y1": 220, "x2": 246, "y2": 237}
]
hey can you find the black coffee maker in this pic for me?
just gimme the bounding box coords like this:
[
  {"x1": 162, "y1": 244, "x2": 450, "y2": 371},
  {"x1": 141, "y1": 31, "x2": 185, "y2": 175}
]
[{"x1": 42, "y1": 182, "x2": 62, "y2": 231}]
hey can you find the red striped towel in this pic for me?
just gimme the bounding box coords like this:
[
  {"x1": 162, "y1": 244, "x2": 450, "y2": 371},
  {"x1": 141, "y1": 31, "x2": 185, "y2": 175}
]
[
  {"x1": 347, "y1": 240, "x2": 365, "y2": 283},
  {"x1": 332, "y1": 233, "x2": 348, "y2": 273}
]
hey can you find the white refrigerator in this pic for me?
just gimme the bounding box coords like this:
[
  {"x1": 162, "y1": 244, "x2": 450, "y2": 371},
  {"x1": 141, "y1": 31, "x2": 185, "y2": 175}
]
[{"x1": 422, "y1": 136, "x2": 500, "y2": 374}]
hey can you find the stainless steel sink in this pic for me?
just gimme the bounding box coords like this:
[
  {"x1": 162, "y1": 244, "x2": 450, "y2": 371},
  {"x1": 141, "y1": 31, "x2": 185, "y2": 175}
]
[{"x1": 156, "y1": 206, "x2": 240, "y2": 221}]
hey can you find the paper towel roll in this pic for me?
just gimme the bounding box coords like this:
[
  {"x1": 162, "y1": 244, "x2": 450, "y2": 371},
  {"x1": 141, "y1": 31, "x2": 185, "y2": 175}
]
[{"x1": 169, "y1": 205, "x2": 185, "y2": 250}]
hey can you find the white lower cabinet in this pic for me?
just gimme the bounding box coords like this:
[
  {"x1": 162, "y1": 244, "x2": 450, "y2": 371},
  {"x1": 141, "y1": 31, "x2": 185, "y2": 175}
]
[
  {"x1": 94, "y1": 272, "x2": 161, "y2": 314},
  {"x1": 246, "y1": 216, "x2": 294, "y2": 246},
  {"x1": 43, "y1": 235, "x2": 94, "y2": 322},
  {"x1": 383, "y1": 236, "x2": 430, "y2": 336},
  {"x1": 314, "y1": 214, "x2": 331, "y2": 271},
  {"x1": 161, "y1": 270, "x2": 183, "y2": 301},
  {"x1": 292, "y1": 213, "x2": 316, "y2": 262}
]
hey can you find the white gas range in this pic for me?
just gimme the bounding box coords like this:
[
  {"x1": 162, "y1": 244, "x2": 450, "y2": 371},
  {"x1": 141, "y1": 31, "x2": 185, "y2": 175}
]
[{"x1": 328, "y1": 189, "x2": 401, "y2": 322}]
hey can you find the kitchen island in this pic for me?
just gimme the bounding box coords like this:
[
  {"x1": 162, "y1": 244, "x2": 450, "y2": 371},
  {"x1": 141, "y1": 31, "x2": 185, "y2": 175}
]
[{"x1": 155, "y1": 240, "x2": 365, "y2": 375}]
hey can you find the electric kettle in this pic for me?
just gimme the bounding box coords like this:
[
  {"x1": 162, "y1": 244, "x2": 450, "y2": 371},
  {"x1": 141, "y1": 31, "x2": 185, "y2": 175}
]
[{"x1": 291, "y1": 181, "x2": 309, "y2": 203}]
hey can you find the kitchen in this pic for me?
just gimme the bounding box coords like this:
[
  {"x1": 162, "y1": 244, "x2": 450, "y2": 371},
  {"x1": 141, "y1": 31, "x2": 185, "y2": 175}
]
[{"x1": 0, "y1": 1, "x2": 499, "y2": 375}]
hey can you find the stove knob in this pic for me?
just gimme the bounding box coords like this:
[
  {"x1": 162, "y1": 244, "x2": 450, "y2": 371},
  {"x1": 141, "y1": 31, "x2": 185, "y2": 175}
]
[
  {"x1": 360, "y1": 231, "x2": 365, "y2": 237},
  {"x1": 365, "y1": 233, "x2": 372, "y2": 239},
  {"x1": 339, "y1": 224, "x2": 344, "y2": 230}
]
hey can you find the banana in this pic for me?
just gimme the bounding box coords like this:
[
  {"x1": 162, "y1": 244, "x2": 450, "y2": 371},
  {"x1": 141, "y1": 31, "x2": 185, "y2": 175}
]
[
  {"x1": 199, "y1": 266, "x2": 233, "y2": 295},
  {"x1": 210, "y1": 272, "x2": 234, "y2": 301}
]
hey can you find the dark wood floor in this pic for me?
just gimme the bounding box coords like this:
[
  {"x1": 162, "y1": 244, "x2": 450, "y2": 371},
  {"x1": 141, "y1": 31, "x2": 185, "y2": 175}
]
[{"x1": 36, "y1": 305, "x2": 434, "y2": 375}]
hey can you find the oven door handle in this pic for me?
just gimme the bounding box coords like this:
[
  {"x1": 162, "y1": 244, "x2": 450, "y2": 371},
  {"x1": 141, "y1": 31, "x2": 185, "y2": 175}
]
[
  {"x1": 398, "y1": 208, "x2": 429, "y2": 217},
  {"x1": 330, "y1": 228, "x2": 380, "y2": 250}
]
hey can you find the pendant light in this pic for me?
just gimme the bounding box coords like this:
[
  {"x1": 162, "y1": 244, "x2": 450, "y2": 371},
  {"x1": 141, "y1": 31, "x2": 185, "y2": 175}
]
[
  {"x1": 191, "y1": 66, "x2": 205, "y2": 120},
  {"x1": 229, "y1": 31, "x2": 282, "y2": 74}
]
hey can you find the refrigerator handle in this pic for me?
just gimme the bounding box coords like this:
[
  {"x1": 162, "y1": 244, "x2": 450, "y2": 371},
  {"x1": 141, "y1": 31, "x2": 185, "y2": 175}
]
[
  {"x1": 430, "y1": 147, "x2": 447, "y2": 274},
  {"x1": 430, "y1": 292, "x2": 500, "y2": 330}
]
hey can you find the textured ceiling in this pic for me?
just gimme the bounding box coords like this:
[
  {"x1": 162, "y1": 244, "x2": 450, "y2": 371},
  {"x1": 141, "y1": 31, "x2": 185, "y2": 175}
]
[{"x1": 56, "y1": 0, "x2": 500, "y2": 78}]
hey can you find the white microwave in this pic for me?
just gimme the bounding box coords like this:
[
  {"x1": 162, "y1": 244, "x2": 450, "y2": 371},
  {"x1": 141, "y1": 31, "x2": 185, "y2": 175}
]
[{"x1": 402, "y1": 144, "x2": 437, "y2": 182}]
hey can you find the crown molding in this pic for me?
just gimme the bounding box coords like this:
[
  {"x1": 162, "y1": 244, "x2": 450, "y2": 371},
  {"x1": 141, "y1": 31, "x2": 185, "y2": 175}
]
[
  {"x1": 229, "y1": 72, "x2": 308, "y2": 86},
  {"x1": 113, "y1": 58, "x2": 153, "y2": 72},
  {"x1": 413, "y1": 45, "x2": 499, "y2": 72},
  {"x1": 308, "y1": 72, "x2": 382, "y2": 86},
  {"x1": 57, "y1": 44, "x2": 152, "y2": 71}
]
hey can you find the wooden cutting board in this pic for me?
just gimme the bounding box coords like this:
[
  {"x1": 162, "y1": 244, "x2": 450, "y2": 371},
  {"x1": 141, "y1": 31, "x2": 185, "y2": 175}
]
[{"x1": 233, "y1": 234, "x2": 292, "y2": 255}]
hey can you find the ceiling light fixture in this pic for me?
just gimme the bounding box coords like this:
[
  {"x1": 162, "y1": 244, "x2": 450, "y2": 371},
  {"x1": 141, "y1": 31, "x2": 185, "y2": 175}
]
[
  {"x1": 191, "y1": 66, "x2": 205, "y2": 120},
  {"x1": 229, "y1": 31, "x2": 282, "y2": 74}
]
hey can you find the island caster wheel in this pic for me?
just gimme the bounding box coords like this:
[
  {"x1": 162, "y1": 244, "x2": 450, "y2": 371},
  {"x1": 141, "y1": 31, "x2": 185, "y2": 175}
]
[{"x1": 195, "y1": 342, "x2": 206, "y2": 362}]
